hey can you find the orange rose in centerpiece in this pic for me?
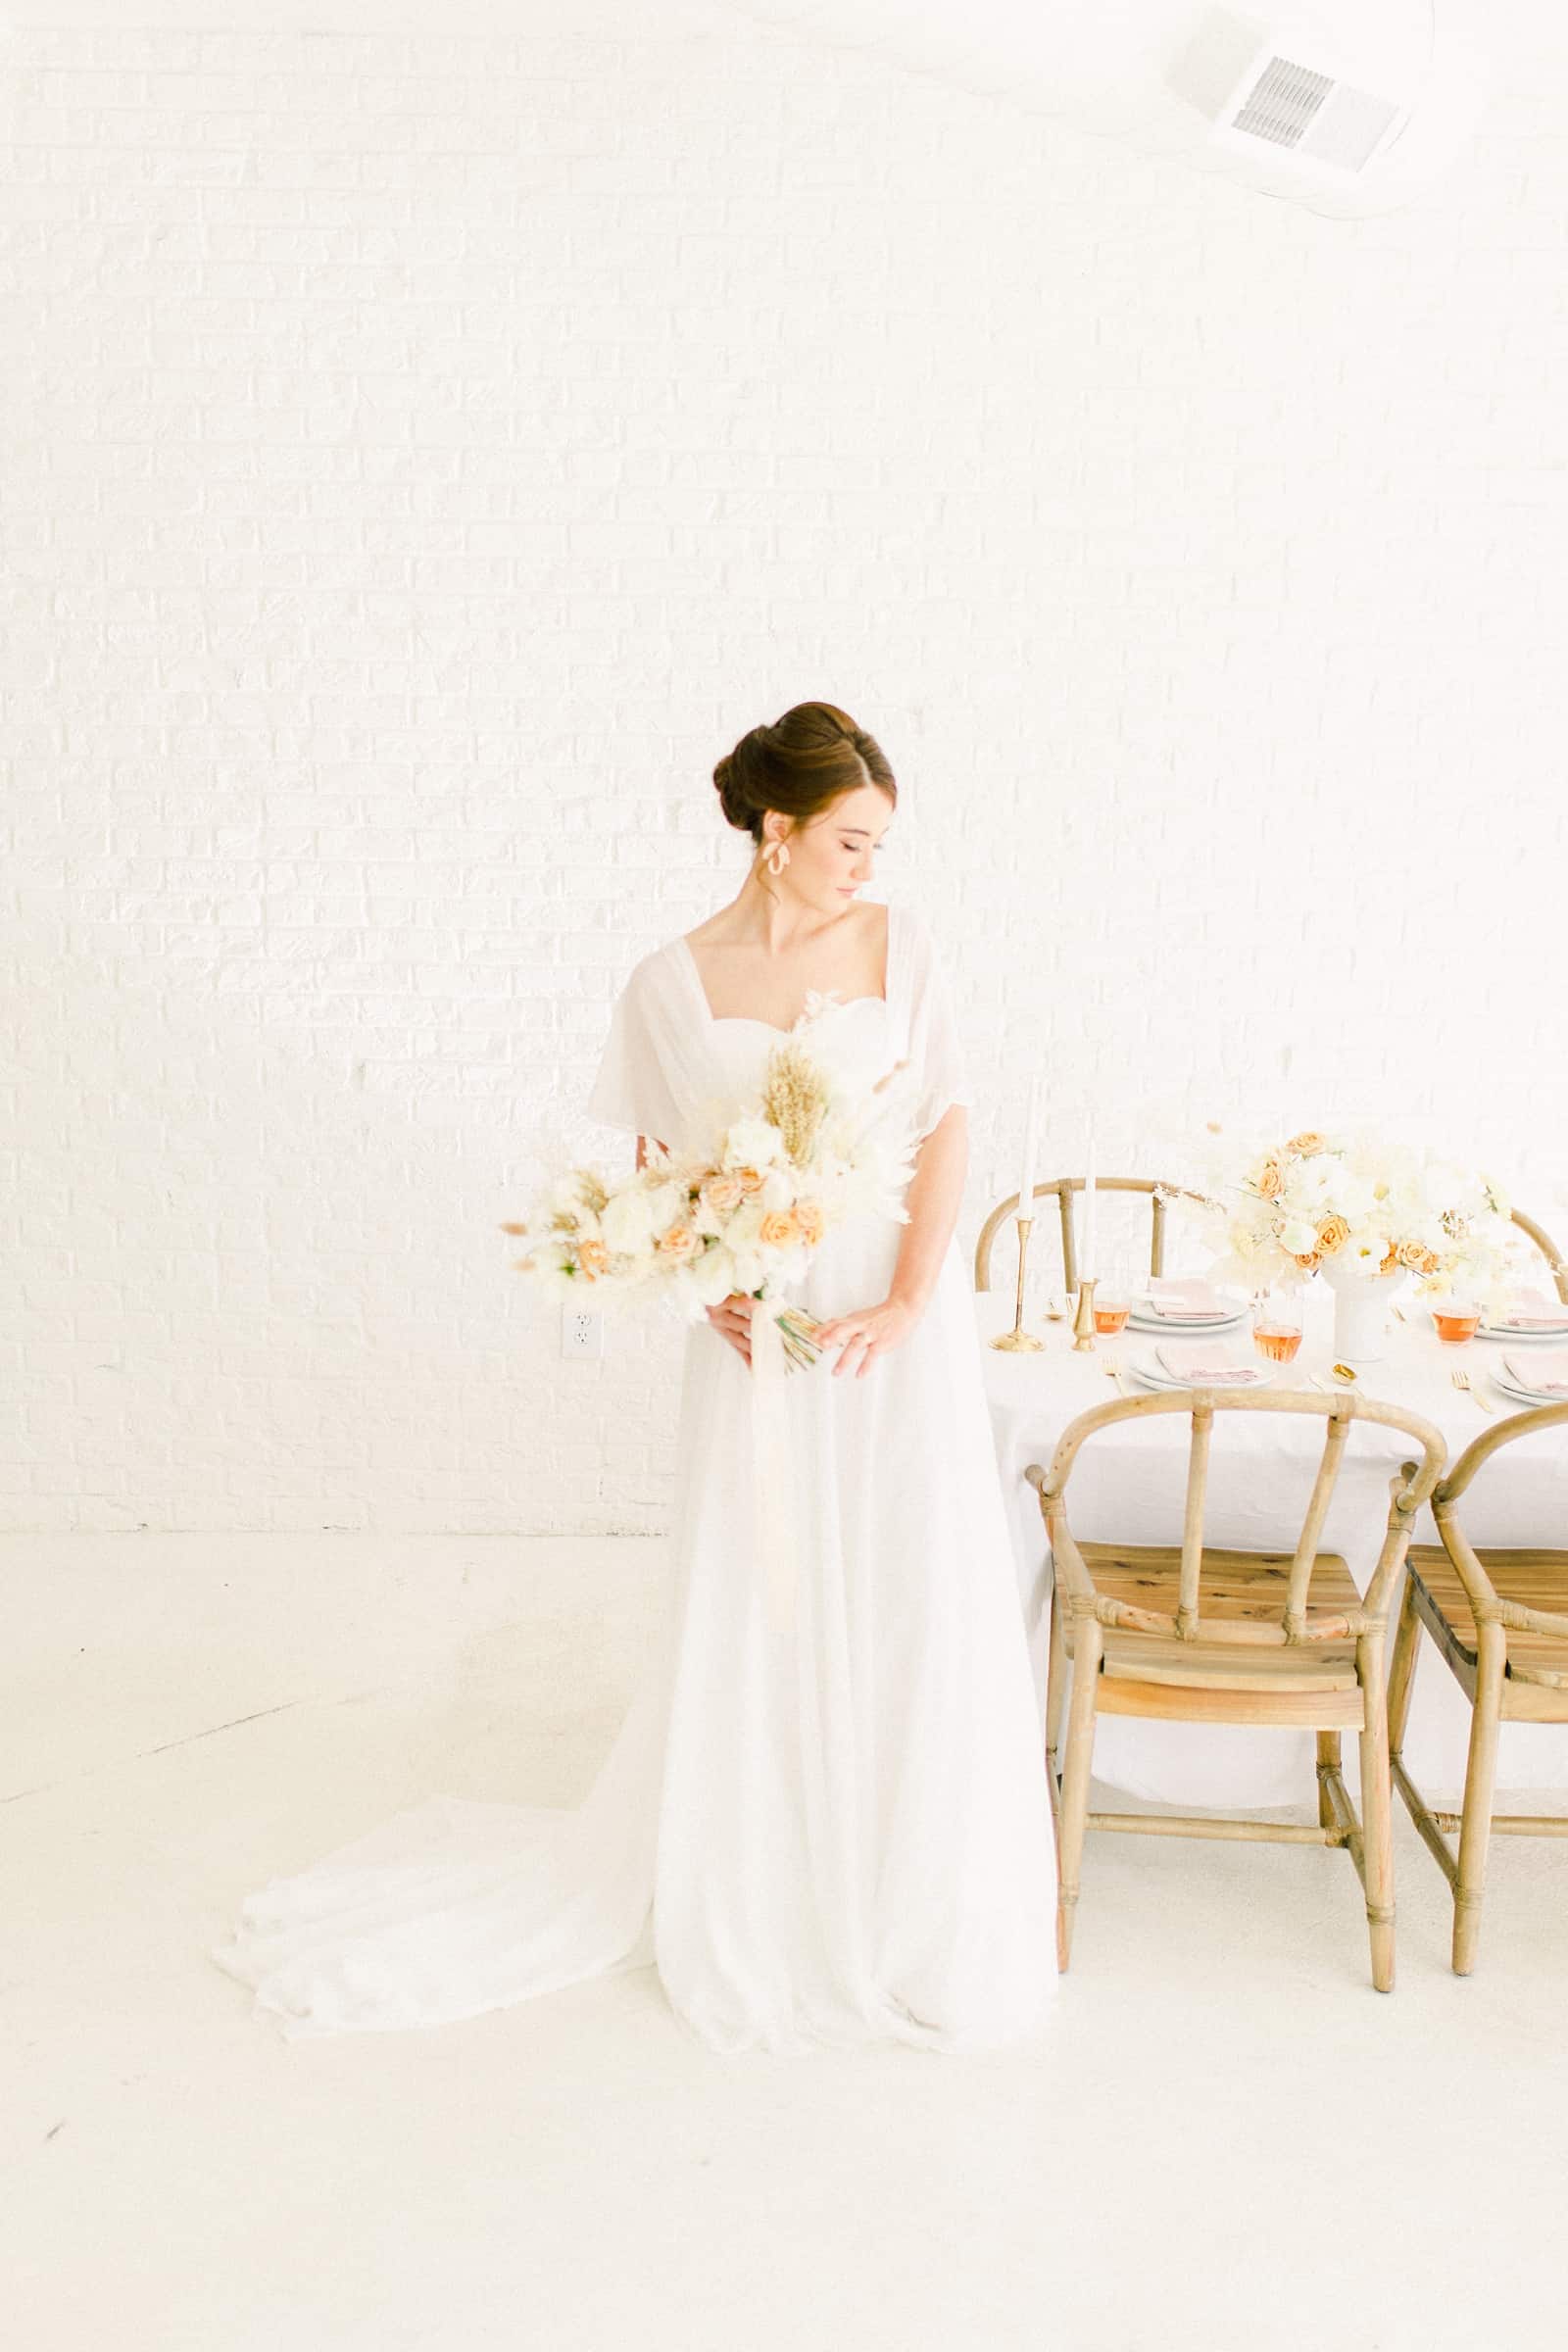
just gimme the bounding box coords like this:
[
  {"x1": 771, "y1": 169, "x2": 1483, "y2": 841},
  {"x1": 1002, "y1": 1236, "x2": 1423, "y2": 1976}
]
[
  {"x1": 1288, "y1": 1131, "x2": 1328, "y2": 1156},
  {"x1": 1256, "y1": 1155, "x2": 1285, "y2": 1200},
  {"x1": 734, "y1": 1167, "x2": 766, "y2": 1198},
  {"x1": 577, "y1": 1238, "x2": 610, "y2": 1280},
  {"x1": 1380, "y1": 1246, "x2": 1399, "y2": 1276},
  {"x1": 700, "y1": 1174, "x2": 745, "y2": 1216},
  {"x1": 1398, "y1": 1241, "x2": 1440, "y2": 1275},
  {"x1": 1315, "y1": 1215, "x2": 1350, "y2": 1256},
  {"x1": 759, "y1": 1208, "x2": 801, "y2": 1248},
  {"x1": 1294, "y1": 1250, "x2": 1322, "y2": 1273},
  {"x1": 655, "y1": 1224, "x2": 700, "y2": 1264},
  {"x1": 794, "y1": 1201, "x2": 824, "y2": 1249}
]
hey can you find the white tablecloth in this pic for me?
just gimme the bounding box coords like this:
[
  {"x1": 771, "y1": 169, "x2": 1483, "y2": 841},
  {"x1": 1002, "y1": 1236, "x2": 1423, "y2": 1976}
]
[{"x1": 979, "y1": 1286, "x2": 1568, "y2": 1807}]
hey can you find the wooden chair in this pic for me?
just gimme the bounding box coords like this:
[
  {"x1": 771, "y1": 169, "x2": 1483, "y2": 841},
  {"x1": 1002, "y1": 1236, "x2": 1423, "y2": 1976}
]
[
  {"x1": 1510, "y1": 1207, "x2": 1568, "y2": 1305},
  {"x1": 974, "y1": 1176, "x2": 1217, "y2": 1295},
  {"x1": 1027, "y1": 1388, "x2": 1446, "y2": 1990},
  {"x1": 1387, "y1": 1400, "x2": 1568, "y2": 1974}
]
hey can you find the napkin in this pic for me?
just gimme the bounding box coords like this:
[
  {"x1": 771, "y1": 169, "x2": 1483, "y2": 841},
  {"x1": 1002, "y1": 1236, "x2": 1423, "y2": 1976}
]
[
  {"x1": 1492, "y1": 1290, "x2": 1568, "y2": 1331},
  {"x1": 1502, "y1": 1349, "x2": 1568, "y2": 1398},
  {"x1": 1155, "y1": 1344, "x2": 1269, "y2": 1388},
  {"x1": 1142, "y1": 1278, "x2": 1230, "y2": 1321}
]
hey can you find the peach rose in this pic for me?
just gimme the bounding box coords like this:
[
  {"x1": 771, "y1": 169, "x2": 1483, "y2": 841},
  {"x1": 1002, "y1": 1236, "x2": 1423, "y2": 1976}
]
[
  {"x1": 1398, "y1": 1241, "x2": 1440, "y2": 1275},
  {"x1": 1380, "y1": 1246, "x2": 1399, "y2": 1276},
  {"x1": 655, "y1": 1223, "x2": 700, "y2": 1263},
  {"x1": 700, "y1": 1174, "x2": 745, "y2": 1217},
  {"x1": 1294, "y1": 1250, "x2": 1322, "y2": 1273},
  {"x1": 1288, "y1": 1131, "x2": 1328, "y2": 1157},
  {"x1": 576, "y1": 1239, "x2": 609, "y2": 1280},
  {"x1": 1315, "y1": 1214, "x2": 1350, "y2": 1256},
  {"x1": 735, "y1": 1166, "x2": 766, "y2": 1198},
  {"x1": 794, "y1": 1201, "x2": 824, "y2": 1249},
  {"x1": 1256, "y1": 1155, "x2": 1285, "y2": 1200},
  {"x1": 759, "y1": 1208, "x2": 801, "y2": 1248}
]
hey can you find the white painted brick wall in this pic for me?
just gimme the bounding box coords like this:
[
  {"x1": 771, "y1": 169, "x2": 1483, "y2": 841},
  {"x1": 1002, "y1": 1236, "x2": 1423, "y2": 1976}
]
[{"x1": 5, "y1": 23, "x2": 1566, "y2": 1533}]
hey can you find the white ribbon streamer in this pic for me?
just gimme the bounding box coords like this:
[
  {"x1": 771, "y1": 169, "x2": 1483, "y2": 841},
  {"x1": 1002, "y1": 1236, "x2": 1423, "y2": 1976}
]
[{"x1": 749, "y1": 1293, "x2": 800, "y2": 1637}]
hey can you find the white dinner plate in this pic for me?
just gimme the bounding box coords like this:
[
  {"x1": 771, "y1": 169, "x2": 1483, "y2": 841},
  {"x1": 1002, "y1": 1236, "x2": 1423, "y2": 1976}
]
[
  {"x1": 1127, "y1": 1305, "x2": 1248, "y2": 1335},
  {"x1": 1476, "y1": 1318, "x2": 1568, "y2": 1343},
  {"x1": 1491, "y1": 1371, "x2": 1568, "y2": 1408}
]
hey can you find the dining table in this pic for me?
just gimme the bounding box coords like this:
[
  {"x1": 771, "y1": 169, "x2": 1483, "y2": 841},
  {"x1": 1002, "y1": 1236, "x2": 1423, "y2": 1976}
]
[{"x1": 977, "y1": 1282, "x2": 1568, "y2": 1810}]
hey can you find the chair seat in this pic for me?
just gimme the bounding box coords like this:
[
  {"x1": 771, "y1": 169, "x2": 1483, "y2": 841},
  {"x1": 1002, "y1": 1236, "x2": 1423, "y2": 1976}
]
[
  {"x1": 1081, "y1": 1543, "x2": 1364, "y2": 1693},
  {"x1": 1406, "y1": 1544, "x2": 1568, "y2": 1690}
]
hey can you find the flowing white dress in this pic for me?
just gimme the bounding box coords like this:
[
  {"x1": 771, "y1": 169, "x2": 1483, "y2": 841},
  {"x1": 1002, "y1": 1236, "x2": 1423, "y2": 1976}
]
[{"x1": 211, "y1": 904, "x2": 1056, "y2": 2054}]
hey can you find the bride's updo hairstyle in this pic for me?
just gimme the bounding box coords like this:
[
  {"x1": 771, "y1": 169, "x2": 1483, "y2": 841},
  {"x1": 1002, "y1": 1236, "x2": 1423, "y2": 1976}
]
[{"x1": 712, "y1": 701, "x2": 896, "y2": 843}]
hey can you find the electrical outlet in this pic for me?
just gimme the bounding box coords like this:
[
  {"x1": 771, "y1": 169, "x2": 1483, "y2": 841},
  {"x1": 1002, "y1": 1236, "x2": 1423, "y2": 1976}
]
[{"x1": 560, "y1": 1303, "x2": 604, "y2": 1360}]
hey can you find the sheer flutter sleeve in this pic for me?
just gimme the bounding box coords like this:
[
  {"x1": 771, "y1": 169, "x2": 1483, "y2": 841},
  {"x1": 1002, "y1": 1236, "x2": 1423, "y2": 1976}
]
[
  {"x1": 901, "y1": 911, "x2": 974, "y2": 1145},
  {"x1": 585, "y1": 953, "x2": 686, "y2": 1150}
]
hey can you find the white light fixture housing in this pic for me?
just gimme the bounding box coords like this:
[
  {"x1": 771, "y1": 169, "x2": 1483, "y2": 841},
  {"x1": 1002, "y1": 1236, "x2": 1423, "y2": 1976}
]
[{"x1": 1169, "y1": 9, "x2": 1411, "y2": 179}]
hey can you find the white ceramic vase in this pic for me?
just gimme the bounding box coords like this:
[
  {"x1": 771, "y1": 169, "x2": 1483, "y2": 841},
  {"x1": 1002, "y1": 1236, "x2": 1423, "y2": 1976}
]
[{"x1": 1320, "y1": 1257, "x2": 1396, "y2": 1363}]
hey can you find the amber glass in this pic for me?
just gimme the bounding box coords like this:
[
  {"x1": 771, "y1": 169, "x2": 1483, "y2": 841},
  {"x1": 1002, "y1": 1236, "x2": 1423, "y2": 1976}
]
[
  {"x1": 1251, "y1": 1294, "x2": 1303, "y2": 1364},
  {"x1": 1433, "y1": 1308, "x2": 1480, "y2": 1345}
]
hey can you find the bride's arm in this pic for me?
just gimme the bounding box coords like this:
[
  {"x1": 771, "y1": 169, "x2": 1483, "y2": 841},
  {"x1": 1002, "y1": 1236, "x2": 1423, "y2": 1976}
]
[
  {"x1": 889, "y1": 1102, "x2": 967, "y2": 1309},
  {"x1": 812, "y1": 1103, "x2": 967, "y2": 1379}
]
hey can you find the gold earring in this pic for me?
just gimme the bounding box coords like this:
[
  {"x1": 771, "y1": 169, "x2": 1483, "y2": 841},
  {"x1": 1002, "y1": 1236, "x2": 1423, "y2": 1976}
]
[{"x1": 763, "y1": 839, "x2": 790, "y2": 877}]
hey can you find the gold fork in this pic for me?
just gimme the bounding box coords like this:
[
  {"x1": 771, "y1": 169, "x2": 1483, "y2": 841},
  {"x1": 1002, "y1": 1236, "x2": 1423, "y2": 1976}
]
[
  {"x1": 1102, "y1": 1356, "x2": 1131, "y2": 1397},
  {"x1": 1451, "y1": 1364, "x2": 1494, "y2": 1415}
]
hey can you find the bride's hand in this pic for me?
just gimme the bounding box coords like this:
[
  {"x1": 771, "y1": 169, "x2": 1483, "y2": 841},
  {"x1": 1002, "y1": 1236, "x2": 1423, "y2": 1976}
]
[
  {"x1": 705, "y1": 1292, "x2": 754, "y2": 1368},
  {"x1": 811, "y1": 1295, "x2": 921, "y2": 1380}
]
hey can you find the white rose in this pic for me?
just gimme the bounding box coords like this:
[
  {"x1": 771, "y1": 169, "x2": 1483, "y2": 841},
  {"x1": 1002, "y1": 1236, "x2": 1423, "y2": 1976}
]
[
  {"x1": 643, "y1": 1180, "x2": 688, "y2": 1234},
  {"x1": 725, "y1": 1199, "x2": 765, "y2": 1251},
  {"x1": 601, "y1": 1189, "x2": 655, "y2": 1253},
  {"x1": 688, "y1": 1245, "x2": 740, "y2": 1308},
  {"x1": 722, "y1": 1117, "x2": 783, "y2": 1172}
]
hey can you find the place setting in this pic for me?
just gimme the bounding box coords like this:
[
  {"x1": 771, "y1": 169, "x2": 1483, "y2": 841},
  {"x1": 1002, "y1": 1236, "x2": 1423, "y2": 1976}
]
[
  {"x1": 1391, "y1": 1285, "x2": 1568, "y2": 1411},
  {"x1": 1113, "y1": 1289, "x2": 1295, "y2": 1395}
]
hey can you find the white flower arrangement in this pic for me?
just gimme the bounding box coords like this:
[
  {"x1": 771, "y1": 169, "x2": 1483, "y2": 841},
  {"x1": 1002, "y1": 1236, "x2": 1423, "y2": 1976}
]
[
  {"x1": 505, "y1": 1007, "x2": 918, "y2": 1365},
  {"x1": 1201, "y1": 1127, "x2": 1519, "y2": 1304}
]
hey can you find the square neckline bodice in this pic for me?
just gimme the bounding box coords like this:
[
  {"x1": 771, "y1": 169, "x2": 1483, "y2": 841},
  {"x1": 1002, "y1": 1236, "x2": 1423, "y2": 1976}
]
[{"x1": 673, "y1": 903, "x2": 898, "y2": 1038}]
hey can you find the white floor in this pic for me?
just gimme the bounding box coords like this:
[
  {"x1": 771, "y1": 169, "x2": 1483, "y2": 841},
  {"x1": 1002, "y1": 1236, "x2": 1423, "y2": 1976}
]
[{"x1": 8, "y1": 1534, "x2": 1568, "y2": 2352}]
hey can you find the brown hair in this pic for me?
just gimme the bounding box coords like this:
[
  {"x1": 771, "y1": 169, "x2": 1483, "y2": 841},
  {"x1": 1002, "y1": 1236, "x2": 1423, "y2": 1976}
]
[{"x1": 712, "y1": 701, "x2": 896, "y2": 844}]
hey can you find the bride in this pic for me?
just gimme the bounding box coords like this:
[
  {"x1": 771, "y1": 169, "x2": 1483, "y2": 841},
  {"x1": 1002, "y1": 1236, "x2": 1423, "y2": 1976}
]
[{"x1": 212, "y1": 701, "x2": 1057, "y2": 2054}]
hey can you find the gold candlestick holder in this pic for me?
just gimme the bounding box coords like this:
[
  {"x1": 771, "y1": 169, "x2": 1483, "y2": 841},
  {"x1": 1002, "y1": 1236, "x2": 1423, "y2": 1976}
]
[
  {"x1": 1071, "y1": 1276, "x2": 1099, "y2": 1351},
  {"x1": 989, "y1": 1214, "x2": 1045, "y2": 1352}
]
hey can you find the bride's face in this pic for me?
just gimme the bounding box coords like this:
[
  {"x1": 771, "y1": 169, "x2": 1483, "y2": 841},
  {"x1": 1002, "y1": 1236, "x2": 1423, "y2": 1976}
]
[{"x1": 766, "y1": 785, "x2": 893, "y2": 915}]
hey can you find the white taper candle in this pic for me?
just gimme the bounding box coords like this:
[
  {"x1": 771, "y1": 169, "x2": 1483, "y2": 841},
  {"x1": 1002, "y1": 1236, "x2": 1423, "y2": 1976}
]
[
  {"x1": 1018, "y1": 1076, "x2": 1040, "y2": 1222},
  {"x1": 1082, "y1": 1123, "x2": 1098, "y2": 1279}
]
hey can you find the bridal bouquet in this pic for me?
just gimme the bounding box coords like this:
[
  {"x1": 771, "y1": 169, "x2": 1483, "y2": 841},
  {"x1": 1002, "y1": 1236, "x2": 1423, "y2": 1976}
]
[
  {"x1": 1203, "y1": 1127, "x2": 1517, "y2": 1300},
  {"x1": 506, "y1": 1014, "x2": 917, "y2": 1370}
]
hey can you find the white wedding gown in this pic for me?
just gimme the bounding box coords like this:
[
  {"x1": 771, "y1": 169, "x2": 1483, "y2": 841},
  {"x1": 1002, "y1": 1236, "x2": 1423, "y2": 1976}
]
[{"x1": 211, "y1": 904, "x2": 1057, "y2": 2053}]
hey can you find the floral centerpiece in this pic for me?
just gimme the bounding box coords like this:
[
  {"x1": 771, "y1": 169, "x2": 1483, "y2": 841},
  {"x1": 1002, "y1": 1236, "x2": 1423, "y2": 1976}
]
[
  {"x1": 505, "y1": 1015, "x2": 916, "y2": 1371},
  {"x1": 1203, "y1": 1128, "x2": 1518, "y2": 1359}
]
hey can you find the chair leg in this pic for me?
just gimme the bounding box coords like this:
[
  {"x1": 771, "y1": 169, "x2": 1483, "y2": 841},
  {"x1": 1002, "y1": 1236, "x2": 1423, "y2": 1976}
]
[
  {"x1": 1056, "y1": 1618, "x2": 1102, "y2": 1973},
  {"x1": 1045, "y1": 1585, "x2": 1066, "y2": 1780},
  {"x1": 1315, "y1": 1730, "x2": 1342, "y2": 1831},
  {"x1": 1386, "y1": 1571, "x2": 1422, "y2": 1762},
  {"x1": 1453, "y1": 1623, "x2": 1506, "y2": 1977},
  {"x1": 1356, "y1": 1636, "x2": 1395, "y2": 1993}
]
